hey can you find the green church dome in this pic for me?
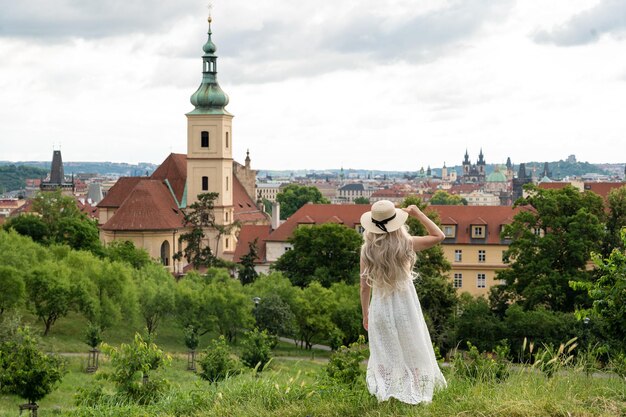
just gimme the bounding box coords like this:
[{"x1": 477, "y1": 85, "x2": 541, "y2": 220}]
[
  {"x1": 486, "y1": 170, "x2": 507, "y2": 182},
  {"x1": 188, "y1": 18, "x2": 230, "y2": 115}
]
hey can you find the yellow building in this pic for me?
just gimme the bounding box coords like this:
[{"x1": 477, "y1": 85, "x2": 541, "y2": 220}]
[
  {"x1": 98, "y1": 17, "x2": 268, "y2": 274},
  {"x1": 432, "y1": 205, "x2": 521, "y2": 297}
]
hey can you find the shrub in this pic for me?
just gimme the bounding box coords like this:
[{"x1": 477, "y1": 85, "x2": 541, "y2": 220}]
[
  {"x1": 325, "y1": 335, "x2": 367, "y2": 385},
  {"x1": 198, "y1": 335, "x2": 240, "y2": 383},
  {"x1": 184, "y1": 325, "x2": 199, "y2": 351},
  {"x1": 240, "y1": 328, "x2": 273, "y2": 371},
  {"x1": 84, "y1": 322, "x2": 102, "y2": 349},
  {"x1": 452, "y1": 341, "x2": 509, "y2": 383},
  {"x1": 455, "y1": 297, "x2": 504, "y2": 352},
  {"x1": 609, "y1": 351, "x2": 626, "y2": 380},
  {"x1": 100, "y1": 333, "x2": 171, "y2": 404},
  {"x1": 0, "y1": 326, "x2": 66, "y2": 405}
]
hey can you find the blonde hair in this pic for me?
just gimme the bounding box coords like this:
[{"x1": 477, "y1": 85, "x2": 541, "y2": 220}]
[{"x1": 360, "y1": 225, "x2": 416, "y2": 291}]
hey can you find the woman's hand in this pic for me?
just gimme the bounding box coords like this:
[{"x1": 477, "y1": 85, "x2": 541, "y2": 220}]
[
  {"x1": 402, "y1": 205, "x2": 422, "y2": 216},
  {"x1": 363, "y1": 313, "x2": 369, "y2": 331}
]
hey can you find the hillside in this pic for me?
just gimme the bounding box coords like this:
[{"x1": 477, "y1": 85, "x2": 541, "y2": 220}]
[{"x1": 0, "y1": 164, "x2": 48, "y2": 194}]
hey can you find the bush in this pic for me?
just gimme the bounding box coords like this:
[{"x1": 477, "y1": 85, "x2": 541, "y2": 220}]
[
  {"x1": 452, "y1": 341, "x2": 510, "y2": 383},
  {"x1": 100, "y1": 333, "x2": 171, "y2": 404},
  {"x1": 609, "y1": 351, "x2": 626, "y2": 380},
  {"x1": 198, "y1": 335, "x2": 240, "y2": 383},
  {"x1": 0, "y1": 326, "x2": 66, "y2": 404},
  {"x1": 84, "y1": 322, "x2": 102, "y2": 349},
  {"x1": 455, "y1": 297, "x2": 504, "y2": 352},
  {"x1": 325, "y1": 335, "x2": 367, "y2": 386},
  {"x1": 240, "y1": 328, "x2": 273, "y2": 371}
]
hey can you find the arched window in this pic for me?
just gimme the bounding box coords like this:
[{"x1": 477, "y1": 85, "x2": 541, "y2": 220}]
[
  {"x1": 201, "y1": 131, "x2": 209, "y2": 148},
  {"x1": 160, "y1": 240, "x2": 170, "y2": 266},
  {"x1": 202, "y1": 176, "x2": 209, "y2": 191}
]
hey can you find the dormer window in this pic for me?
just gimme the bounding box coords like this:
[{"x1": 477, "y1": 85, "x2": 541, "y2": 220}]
[
  {"x1": 443, "y1": 225, "x2": 456, "y2": 238},
  {"x1": 201, "y1": 131, "x2": 209, "y2": 148},
  {"x1": 471, "y1": 225, "x2": 486, "y2": 238}
]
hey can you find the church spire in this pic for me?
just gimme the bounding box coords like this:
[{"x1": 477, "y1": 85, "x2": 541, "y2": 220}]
[{"x1": 188, "y1": 14, "x2": 230, "y2": 115}]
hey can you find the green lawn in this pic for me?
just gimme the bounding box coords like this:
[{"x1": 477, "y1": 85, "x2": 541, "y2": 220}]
[{"x1": 1, "y1": 355, "x2": 624, "y2": 417}]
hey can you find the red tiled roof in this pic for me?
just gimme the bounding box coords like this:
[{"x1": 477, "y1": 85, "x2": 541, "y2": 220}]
[
  {"x1": 266, "y1": 204, "x2": 369, "y2": 242},
  {"x1": 233, "y1": 225, "x2": 272, "y2": 263},
  {"x1": 77, "y1": 200, "x2": 99, "y2": 220},
  {"x1": 296, "y1": 215, "x2": 315, "y2": 224},
  {"x1": 448, "y1": 184, "x2": 482, "y2": 194},
  {"x1": 97, "y1": 177, "x2": 143, "y2": 208},
  {"x1": 583, "y1": 182, "x2": 625, "y2": 200},
  {"x1": 371, "y1": 189, "x2": 408, "y2": 198},
  {"x1": 537, "y1": 182, "x2": 570, "y2": 190},
  {"x1": 233, "y1": 175, "x2": 268, "y2": 224},
  {"x1": 151, "y1": 153, "x2": 187, "y2": 204},
  {"x1": 101, "y1": 180, "x2": 184, "y2": 231},
  {"x1": 431, "y1": 205, "x2": 522, "y2": 244}
]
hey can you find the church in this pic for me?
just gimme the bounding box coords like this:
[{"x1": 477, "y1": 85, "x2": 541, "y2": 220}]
[{"x1": 97, "y1": 17, "x2": 269, "y2": 274}]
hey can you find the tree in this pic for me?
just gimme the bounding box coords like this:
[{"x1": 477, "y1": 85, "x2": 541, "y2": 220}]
[
  {"x1": 497, "y1": 184, "x2": 605, "y2": 311},
  {"x1": 238, "y1": 238, "x2": 259, "y2": 285},
  {"x1": 0, "y1": 327, "x2": 66, "y2": 409},
  {"x1": 2, "y1": 214, "x2": 49, "y2": 243},
  {"x1": 329, "y1": 283, "x2": 363, "y2": 347},
  {"x1": 273, "y1": 223, "x2": 362, "y2": 288},
  {"x1": 25, "y1": 261, "x2": 87, "y2": 336},
  {"x1": 134, "y1": 263, "x2": 176, "y2": 336},
  {"x1": 454, "y1": 297, "x2": 504, "y2": 352},
  {"x1": 0, "y1": 266, "x2": 25, "y2": 316},
  {"x1": 55, "y1": 216, "x2": 101, "y2": 252},
  {"x1": 276, "y1": 184, "x2": 330, "y2": 220},
  {"x1": 603, "y1": 185, "x2": 626, "y2": 256},
  {"x1": 353, "y1": 197, "x2": 370, "y2": 204},
  {"x1": 0, "y1": 230, "x2": 50, "y2": 271},
  {"x1": 253, "y1": 293, "x2": 296, "y2": 337},
  {"x1": 176, "y1": 192, "x2": 238, "y2": 268},
  {"x1": 429, "y1": 190, "x2": 467, "y2": 205},
  {"x1": 572, "y1": 229, "x2": 626, "y2": 346},
  {"x1": 292, "y1": 282, "x2": 339, "y2": 349},
  {"x1": 105, "y1": 240, "x2": 152, "y2": 270}
]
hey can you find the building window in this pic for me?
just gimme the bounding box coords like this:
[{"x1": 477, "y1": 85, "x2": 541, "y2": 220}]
[
  {"x1": 226, "y1": 132, "x2": 229, "y2": 148},
  {"x1": 225, "y1": 238, "x2": 229, "y2": 249},
  {"x1": 478, "y1": 250, "x2": 486, "y2": 262},
  {"x1": 471, "y1": 225, "x2": 486, "y2": 238},
  {"x1": 356, "y1": 225, "x2": 365, "y2": 234},
  {"x1": 443, "y1": 225, "x2": 456, "y2": 238},
  {"x1": 226, "y1": 176, "x2": 229, "y2": 191},
  {"x1": 285, "y1": 247, "x2": 292, "y2": 252},
  {"x1": 201, "y1": 131, "x2": 209, "y2": 148},
  {"x1": 225, "y1": 211, "x2": 229, "y2": 222},
  {"x1": 160, "y1": 240, "x2": 170, "y2": 267},
  {"x1": 533, "y1": 227, "x2": 543, "y2": 237},
  {"x1": 453, "y1": 273, "x2": 463, "y2": 288},
  {"x1": 477, "y1": 273, "x2": 486, "y2": 288},
  {"x1": 502, "y1": 250, "x2": 507, "y2": 262},
  {"x1": 454, "y1": 249, "x2": 462, "y2": 262},
  {"x1": 202, "y1": 176, "x2": 208, "y2": 191}
]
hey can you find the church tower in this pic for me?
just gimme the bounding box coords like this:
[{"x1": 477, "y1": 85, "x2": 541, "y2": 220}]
[{"x1": 186, "y1": 15, "x2": 234, "y2": 255}]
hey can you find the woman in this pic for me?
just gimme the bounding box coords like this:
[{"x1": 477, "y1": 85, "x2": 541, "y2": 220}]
[{"x1": 360, "y1": 200, "x2": 447, "y2": 404}]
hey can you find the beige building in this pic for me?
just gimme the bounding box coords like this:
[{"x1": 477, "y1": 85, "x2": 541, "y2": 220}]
[{"x1": 98, "y1": 19, "x2": 268, "y2": 274}]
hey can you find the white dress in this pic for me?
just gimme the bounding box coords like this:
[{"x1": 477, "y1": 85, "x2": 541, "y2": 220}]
[{"x1": 366, "y1": 278, "x2": 447, "y2": 404}]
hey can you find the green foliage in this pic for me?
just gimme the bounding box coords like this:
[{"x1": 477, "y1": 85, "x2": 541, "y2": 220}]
[
  {"x1": 0, "y1": 326, "x2": 66, "y2": 404},
  {"x1": 603, "y1": 186, "x2": 626, "y2": 255},
  {"x1": 328, "y1": 283, "x2": 362, "y2": 347},
  {"x1": 84, "y1": 322, "x2": 103, "y2": 349},
  {"x1": 325, "y1": 335, "x2": 367, "y2": 385},
  {"x1": 0, "y1": 164, "x2": 47, "y2": 193},
  {"x1": 503, "y1": 305, "x2": 579, "y2": 352},
  {"x1": 531, "y1": 338, "x2": 578, "y2": 378},
  {"x1": 452, "y1": 341, "x2": 509, "y2": 383},
  {"x1": 292, "y1": 282, "x2": 339, "y2": 349},
  {"x1": 176, "y1": 192, "x2": 220, "y2": 268},
  {"x1": 498, "y1": 184, "x2": 605, "y2": 311},
  {"x1": 183, "y1": 325, "x2": 199, "y2": 351},
  {"x1": 105, "y1": 240, "x2": 152, "y2": 270},
  {"x1": 100, "y1": 333, "x2": 172, "y2": 404},
  {"x1": 25, "y1": 261, "x2": 86, "y2": 336},
  {"x1": 609, "y1": 351, "x2": 626, "y2": 380},
  {"x1": 253, "y1": 293, "x2": 296, "y2": 338},
  {"x1": 0, "y1": 229, "x2": 50, "y2": 270},
  {"x1": 429, "y1": 190, "x2": 467, "y2": 205},
  {"x1": 238, "y1": 238, "x2": 259, "y2": 285},
  {"x1": 134, "y1": 263, "x2": 175, "y2": 336},
  {"x1": 454, "y1": 297, "x2": 505, "y2": 352},
  {"x1": 273, "y1": 223, "x2": 362, "y2": 288},
  {"x1": 198, "y1": 335, "x2": 240, "y2": 383},
  {"x1": 240, "y1": 328, "x2": 273, "y2": 371},
  {"x1": 2, "y1": 214, "x2": 49, "y2": 243},
  {"x1": 0, "y1": 265, "x2": 24, "y2": 315},
  {"x1": 55, "y1": 216, "x2": 101, "y2": 252},
  {"x1": 353, "y1": 197, "x2": 370, "y2": 204},
  {"x1": 275, "y1": 184, "x2": 330, "y2": 220}
]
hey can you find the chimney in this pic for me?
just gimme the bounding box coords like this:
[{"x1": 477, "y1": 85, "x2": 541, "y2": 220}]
[{"x1": 271, "y1": 202, "x2": 281, "y2": 230}]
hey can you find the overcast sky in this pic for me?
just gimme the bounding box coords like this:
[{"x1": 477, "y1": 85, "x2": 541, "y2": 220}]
[{"x1": 1, "y1": 0, "x2": 625, "y2": 171}]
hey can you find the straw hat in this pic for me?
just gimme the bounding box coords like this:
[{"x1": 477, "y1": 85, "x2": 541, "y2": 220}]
[{"x1": 360, "y1": 200, "x2": 409, "y2": 234}]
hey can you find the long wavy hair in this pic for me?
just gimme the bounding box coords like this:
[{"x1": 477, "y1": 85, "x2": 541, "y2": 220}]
[{"x1": 360, "y1": 225, "x2": 416, "y2": 291}]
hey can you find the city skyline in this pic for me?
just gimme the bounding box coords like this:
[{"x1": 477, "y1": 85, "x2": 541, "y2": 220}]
[{"x1": 1, "y1": 0, "x2": 626, "y2": 170}]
